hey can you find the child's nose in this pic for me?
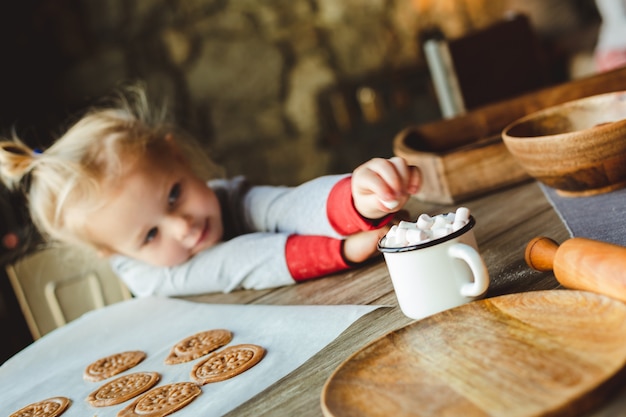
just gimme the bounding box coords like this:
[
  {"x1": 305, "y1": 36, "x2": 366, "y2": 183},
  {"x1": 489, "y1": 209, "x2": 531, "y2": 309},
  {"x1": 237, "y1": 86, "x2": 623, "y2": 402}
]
[{"x1": 165, "y1": 214, "x2": 194, "y2": 242}]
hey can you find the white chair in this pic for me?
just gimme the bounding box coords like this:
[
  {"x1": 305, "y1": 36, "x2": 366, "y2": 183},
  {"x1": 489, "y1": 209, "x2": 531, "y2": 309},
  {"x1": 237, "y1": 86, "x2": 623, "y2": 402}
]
[{"x1": 6, "y1": 245, "x2": 131, "y2": 340}]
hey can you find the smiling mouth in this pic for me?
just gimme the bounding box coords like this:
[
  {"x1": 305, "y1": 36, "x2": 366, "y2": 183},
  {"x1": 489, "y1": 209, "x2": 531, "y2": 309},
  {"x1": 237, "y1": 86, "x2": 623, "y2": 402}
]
[{"x1": 193, "y1": 219, "x2": 210, "y2": 251}]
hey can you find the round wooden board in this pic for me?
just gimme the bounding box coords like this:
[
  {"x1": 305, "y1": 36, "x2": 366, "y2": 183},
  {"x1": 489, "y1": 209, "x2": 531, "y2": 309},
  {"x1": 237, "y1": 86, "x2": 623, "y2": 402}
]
[{"x1": 321, "y1": 290, "x2": 626, "y2": 417}]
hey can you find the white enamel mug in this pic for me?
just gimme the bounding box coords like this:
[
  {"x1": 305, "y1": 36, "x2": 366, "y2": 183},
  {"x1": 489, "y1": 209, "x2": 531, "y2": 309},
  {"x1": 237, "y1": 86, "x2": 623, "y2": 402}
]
[{"x1": 378, "y1": 216, "x2": 489, "y2": 320}]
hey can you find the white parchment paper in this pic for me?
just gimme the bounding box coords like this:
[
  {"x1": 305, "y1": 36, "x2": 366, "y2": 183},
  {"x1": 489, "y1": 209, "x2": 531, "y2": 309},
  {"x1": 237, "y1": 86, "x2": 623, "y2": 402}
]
[{"x1": 1, "y1": 297, "x2": 379, "y2": 416}]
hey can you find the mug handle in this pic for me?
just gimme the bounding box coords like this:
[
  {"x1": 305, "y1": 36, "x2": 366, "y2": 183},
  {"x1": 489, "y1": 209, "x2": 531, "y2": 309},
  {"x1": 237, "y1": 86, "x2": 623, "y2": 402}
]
[{"x1": 448, "y1": 243, "x2": 490, "y2": 297}]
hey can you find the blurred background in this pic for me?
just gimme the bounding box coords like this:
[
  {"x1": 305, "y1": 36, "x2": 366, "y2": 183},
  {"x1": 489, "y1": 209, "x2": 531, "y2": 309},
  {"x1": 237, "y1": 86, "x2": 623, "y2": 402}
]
[
  {"x1": 0, "y1": 0, "x2": 611, "y2": 362},
  {"x1": 0, "y1": 0, "x2": 603, "y2": 185}
]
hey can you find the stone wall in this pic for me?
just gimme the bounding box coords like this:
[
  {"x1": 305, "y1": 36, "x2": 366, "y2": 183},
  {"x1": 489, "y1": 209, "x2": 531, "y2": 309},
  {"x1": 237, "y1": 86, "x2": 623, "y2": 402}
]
[{"x1": 0, "y1": 0, "x2": 599, "y2": 185}]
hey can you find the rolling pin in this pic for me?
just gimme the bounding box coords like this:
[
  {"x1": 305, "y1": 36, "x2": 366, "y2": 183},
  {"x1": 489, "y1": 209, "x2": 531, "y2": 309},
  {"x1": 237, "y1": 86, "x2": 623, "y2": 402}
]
[{"x1": 525, "y1": 236, "x2": 626, "y2": 303}]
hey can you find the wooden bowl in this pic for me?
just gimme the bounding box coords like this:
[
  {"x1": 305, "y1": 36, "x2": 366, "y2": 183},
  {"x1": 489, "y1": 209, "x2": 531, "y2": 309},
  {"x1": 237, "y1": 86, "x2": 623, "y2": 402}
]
[{"x1": 502, "y1": 91, "x2": 626, "y2": 197}]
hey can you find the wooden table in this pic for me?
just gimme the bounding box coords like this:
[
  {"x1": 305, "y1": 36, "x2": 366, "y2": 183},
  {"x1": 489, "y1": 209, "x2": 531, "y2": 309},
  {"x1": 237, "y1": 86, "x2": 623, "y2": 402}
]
[{"x1": 183, "y1": 180, "x2": 626, "y2": 416}]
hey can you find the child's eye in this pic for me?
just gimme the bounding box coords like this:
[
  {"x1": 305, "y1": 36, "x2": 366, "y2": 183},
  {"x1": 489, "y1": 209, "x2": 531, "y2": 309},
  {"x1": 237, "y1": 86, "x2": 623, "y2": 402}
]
[
  {"x1": 145, "y1": 227, "x2": 158, "y2": 244},
  {"x1": 168, "y1": 183, "x2": 181, "y2": 206}
]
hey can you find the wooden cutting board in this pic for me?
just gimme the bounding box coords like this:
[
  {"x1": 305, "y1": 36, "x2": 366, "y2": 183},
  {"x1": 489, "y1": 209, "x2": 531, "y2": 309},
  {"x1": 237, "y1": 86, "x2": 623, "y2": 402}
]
[{"x1": 321, "y1": 290, "x2": 626, "y2": 417}]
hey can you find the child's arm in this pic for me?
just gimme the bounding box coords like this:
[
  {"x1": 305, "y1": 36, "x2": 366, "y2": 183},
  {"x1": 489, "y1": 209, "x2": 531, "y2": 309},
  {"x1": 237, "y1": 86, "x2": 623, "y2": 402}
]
[
  {"x1": 243, "y1": 157, "x2": 420, "y2": 276},
  {"x1": 242, "y1": 157, "x2": 419, "y2": 238},
  {"x1": 259, "y1": 157, "x2": 420, "y2": 277},
  {"x1": 340, "y1": 157, "x2": 421, "y2": 264},
  {"x1": 110, "y1": 231, "x2": 355, "y2": 297},
  {"x1": 110, "y1": 233, "x2": 296, "y2": 297},
  {"x1": 112, "y1": 160, "x2": 420, "y2": 298},
  {"x1": 242, "y1": 174, "x2": 352, "y2": 238}
]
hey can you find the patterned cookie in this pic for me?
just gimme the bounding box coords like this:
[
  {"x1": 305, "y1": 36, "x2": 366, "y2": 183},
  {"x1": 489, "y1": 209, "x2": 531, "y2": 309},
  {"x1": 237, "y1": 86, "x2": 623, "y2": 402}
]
[
  {"x1": 9, "y1": 397, "x2": 71, "y2": 417},
  {"x1": 165, "y1": 329, "x2": 232, "y2": 365},
  {"x1": 117, "y1": 382, "x2": 202, "y2": 417},
  {"x1": 84, "y1": 351, "x2": 146, "y2": 382},
  {"x1": 191, "y1": 344, "x2": 265, "y2": 385},
  {"x1": 87, "y1": 371, "x2": 160, "y2": 407}
]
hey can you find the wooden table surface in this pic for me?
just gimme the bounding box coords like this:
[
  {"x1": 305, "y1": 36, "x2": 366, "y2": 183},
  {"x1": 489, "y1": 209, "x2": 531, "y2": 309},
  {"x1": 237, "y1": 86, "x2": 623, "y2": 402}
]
[{"x1": 183, "y1": 180, "x2": 626, "y2": 416}]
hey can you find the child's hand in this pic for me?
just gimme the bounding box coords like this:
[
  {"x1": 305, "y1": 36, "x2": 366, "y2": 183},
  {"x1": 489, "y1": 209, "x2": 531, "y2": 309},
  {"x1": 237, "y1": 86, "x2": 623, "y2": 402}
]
[
  {"x1": 351, "y1": 157, "x2": 421, "y2": 220},
  {"x1": 343, "y1": 227, "x2": 390, "y2": 264}
]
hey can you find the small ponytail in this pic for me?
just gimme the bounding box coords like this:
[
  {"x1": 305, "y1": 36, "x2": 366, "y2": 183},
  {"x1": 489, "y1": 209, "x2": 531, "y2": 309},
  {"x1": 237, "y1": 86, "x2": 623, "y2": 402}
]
[
  {"x1": 0, "y1": 84, "x2": 221, "y2": 252},
  {"x1": 0, "y1": 139, "x2": 38, "y2": 191}
]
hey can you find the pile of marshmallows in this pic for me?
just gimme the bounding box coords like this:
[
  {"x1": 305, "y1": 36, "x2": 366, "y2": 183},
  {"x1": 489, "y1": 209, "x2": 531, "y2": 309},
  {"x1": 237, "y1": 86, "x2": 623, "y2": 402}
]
[{"x1": 381, "y1": 207, "x2": 471, "y2": 248}]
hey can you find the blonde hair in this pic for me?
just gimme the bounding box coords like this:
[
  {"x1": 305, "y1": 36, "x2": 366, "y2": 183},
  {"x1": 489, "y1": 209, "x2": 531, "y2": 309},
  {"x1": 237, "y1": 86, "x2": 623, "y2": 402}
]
[{"x1": 0, "y1": 86, "x2": 220, "y2": 250}]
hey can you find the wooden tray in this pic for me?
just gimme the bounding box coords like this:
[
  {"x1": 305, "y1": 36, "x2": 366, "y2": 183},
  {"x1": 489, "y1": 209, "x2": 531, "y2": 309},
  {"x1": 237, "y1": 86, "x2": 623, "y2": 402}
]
[
  {"x1": 321, "y1": 290, "x2": 626, "y2": 417},
  {"x1": 395, "y1": 67, "x2": 626, "y2": 204},
  {"x1": 395, "y1": 133, "x2": 529, "y2": 204}
]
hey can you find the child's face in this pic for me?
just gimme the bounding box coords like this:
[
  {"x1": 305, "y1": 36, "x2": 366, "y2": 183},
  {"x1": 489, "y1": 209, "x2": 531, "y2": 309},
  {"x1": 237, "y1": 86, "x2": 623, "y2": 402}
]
[{"x1": 85, "y1": 149, "x2": 223, "y2": 267}]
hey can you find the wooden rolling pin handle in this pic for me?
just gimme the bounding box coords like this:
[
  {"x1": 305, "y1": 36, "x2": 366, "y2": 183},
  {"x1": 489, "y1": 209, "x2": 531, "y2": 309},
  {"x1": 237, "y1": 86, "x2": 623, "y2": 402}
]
[
  {"x1": 525, "y1": 236, "x2": 626, "y2": 304},
  {"x1": 524, "y1": 236, "x2": 559, "y2": 272}
]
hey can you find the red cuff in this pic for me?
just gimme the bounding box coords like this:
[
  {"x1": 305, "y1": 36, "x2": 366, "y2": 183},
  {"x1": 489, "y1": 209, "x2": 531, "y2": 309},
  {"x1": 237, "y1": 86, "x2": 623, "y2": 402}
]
[
  {"x1": 285, "y1": 235, "x2": 350, "y2": 281},
  {"x1": 327, "y1": 176, "x2": 394, "y2": 235}
]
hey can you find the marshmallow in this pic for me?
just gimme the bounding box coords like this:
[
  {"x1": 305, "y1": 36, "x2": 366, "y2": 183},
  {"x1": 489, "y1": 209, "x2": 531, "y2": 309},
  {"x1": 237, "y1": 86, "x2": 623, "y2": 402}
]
[
  {"x1": 432, "y1": 226, "x2": 453, "y2": 239},
  {"x1": 416, "y1": 214, "x2": 434, "y2": 230},
  {"x1": 432, "y1": 215, "x2": 451, "y2": 230},
  {"x1": 452, "y1": 220, "x2": 466, "y2": 231},
  {"x1": 398, "y1": 221, "x2": 418, "y2": 229},
  {"x1": 455, "y1": 207, "x2": 470, "y2": 223},
  {"x1": 444, "y1": 212, "x2": 456, "y2": 223},
  {"x1": 406, "y1": 229, "x2": 430, "y2": 244},
  {"x1": 380, "y1": 208, "x2": 472, "y2": 248},
  {"x1": 386, "y1": 225, "x2": 398, "y2": 238},
  {"x1": 395, "y1": 227, "x2": 408, "y2": 245}
]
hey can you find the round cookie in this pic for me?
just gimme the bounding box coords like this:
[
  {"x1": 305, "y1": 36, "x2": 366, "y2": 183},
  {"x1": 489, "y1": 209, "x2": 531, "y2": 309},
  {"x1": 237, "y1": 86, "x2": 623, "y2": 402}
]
[
  {"x1": 191, "y1": 344, "x2": 265, "y2": 385},
  {"x1": 86, "y1": 371, "x2": 160, "y2": 407},
  {"x1": 84, "y1": 351, "x2": 146, "y2": 382},
  {"x1": 10, "y1": 397, "x2": 71, "y2": 417},
  {"x1": 117, "y1": 382, "x2": 202, "y2": 417},
  {"x1": 165, "y1": 329, "x2": 232, "y2": 365}
]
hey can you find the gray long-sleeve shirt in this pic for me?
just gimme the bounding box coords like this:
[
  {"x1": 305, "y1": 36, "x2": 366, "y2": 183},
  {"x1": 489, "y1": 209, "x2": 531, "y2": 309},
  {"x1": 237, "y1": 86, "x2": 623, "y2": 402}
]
[{"x1": 110, "y1": 174, "x2": 348, "y2": 297}]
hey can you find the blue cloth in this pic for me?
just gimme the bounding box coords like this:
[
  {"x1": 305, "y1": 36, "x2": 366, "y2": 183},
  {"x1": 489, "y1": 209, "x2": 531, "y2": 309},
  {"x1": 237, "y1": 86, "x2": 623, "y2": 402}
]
[{"x1": 540, "y1": 183, "x2": 626, "y2": 246}]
